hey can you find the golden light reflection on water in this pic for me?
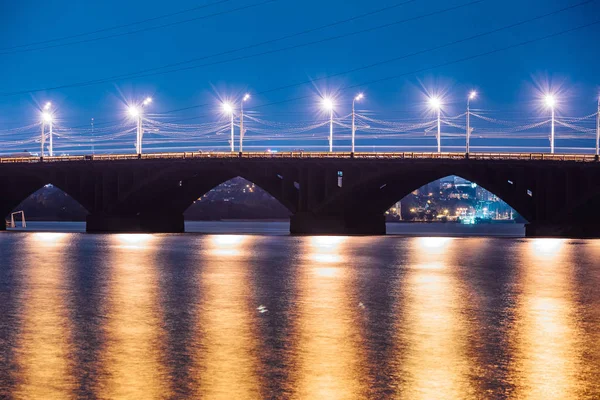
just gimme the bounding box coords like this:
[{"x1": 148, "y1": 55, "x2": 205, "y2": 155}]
[
  {"x1": 207, "y1": 235, "x2": 248, "y2": 257},
  {"x1": 96, "y1": 234, "x2": 166, "y2": 399},
  {"x1": 293, "y1": 236, "x2": 366, "y2": 399},
  {"x1": 510, "y1": 239, "x2": 582, "y2": 399},
  {"x1": 399, "y1": 237, "x2": 474, "y2": 399},
  {"x1": 195, "y1": 235, "x2": 260, "y2": 398},
  {"x1": 13, "y1": 233, "x2": 74, "y2": 398}
]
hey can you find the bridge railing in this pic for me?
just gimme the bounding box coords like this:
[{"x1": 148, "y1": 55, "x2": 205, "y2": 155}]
[{"x1": 1, "y1": 151, "x2": 598, "y2": 163}]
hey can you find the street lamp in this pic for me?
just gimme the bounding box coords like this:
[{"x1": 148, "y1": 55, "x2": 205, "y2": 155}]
[
  {"x1": 322, "y1": 98, "x2": 334, "y2": 153},
  {"x1": 41, "y1": 102, "x2": 53, "y2": 157},
  {"x1": 466, "y1": 91, "x2": 477, "y2": 154},
  {"x1": 128, "y1": 96, "x2": 152, "y2": 155},
  {"x1": 429, "y1": 97, "x2": 442, "y2": 153},
  {"x1": 222, "y1": 102, "x2": 234, "y2": 152},
  {"x1": 352, "y1": 93, "x2": 364, "y2": 154},
  {"x1": 544, "y1": 94, "x2": 556, "y2": 154},
  {"x1": 239, "y1": 94, "x2": 250, "y2": 153}
]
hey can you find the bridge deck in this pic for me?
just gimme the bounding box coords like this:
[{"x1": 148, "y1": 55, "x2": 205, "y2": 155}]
[{"x1": 0, "y1": 151, "x2": 598, "y2": 164}]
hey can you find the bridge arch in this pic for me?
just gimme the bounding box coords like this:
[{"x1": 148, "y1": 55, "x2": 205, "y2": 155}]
[
  {"x1": 384, "y1": 175, "x2": 525, "y2": 223},
  {"x1": 183, "y1": 177, "x2": 292, "y2": 220},
  {"x1": 110, "y1": 165, "x2": 299, "y2": 217},
  {"x1": 314, "y1": 165, "x2": 534, "y2": 223}
]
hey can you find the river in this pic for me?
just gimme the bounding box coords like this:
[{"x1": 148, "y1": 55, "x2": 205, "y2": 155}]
[{"x1": 0, "y1": 224, "x2": 598, "y2": 398}]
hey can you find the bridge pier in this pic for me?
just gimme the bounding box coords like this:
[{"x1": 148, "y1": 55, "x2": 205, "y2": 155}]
[
  {"x1": 86, "y1": 213, "x2": 184, "y2": 233},
  {"x1": 526, "y1": 222, "x2": 600, "y2": 238},
  {"x1": 290, "y1": 212, "x2": 386, "y2": 235}
]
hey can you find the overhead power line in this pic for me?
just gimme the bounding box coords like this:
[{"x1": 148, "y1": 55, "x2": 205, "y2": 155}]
[
  {"x1": 0, "y1": 0, "x2": 277, "y2": 56},
  {"x1": 1, "y1": 0, "x2": 485, "y2": 96},
  {"x1": 160, "y1": 1, "x2": 594, "y2": 115},
  {"x1": 0, "y1": 0, "x2": 234, "y2": 51}
]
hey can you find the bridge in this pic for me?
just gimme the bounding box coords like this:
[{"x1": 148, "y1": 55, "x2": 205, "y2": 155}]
[{"x1": 2, "y1": 151, "x2": 600, "y2": 237}]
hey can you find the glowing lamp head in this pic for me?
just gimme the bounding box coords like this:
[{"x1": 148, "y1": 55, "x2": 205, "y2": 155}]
[
  {"x1": 222, "y1": 102, "x2": 233, "y2": 114},
  {"x1": 469, "y1": 91, "x2": 477, "y2": 100},
  {"x1": 44, "y1": 102, "x2": 52, "y2": 110},
  {"x1": 355, "y1": 93, "x2": 364, "y2": 101},
  {"x1": 429, "y1": 97, "x2": 442, "y2": 110},
  {"x1": 128, "y1": 106, "x2": 140, "y2": 118},
  {"x1": 544, "y1": 94, "x2": 556, "y2": 109},
  {"x1": 41, "y1": 112, "x2": 53, "y2": 123},
  {"x1": 143, "y1": 97, "x2": 152, "y2": 106},
  {"x1": 243, "y1": 93, "x2": 250, "y2": 102},
  {"x1": 322, "y1": 98, "x2": 334, "y2": 111}
]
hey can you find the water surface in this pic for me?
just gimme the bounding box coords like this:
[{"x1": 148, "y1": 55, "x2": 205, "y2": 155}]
[{"x1": 0, "y1": 232, "x2": 598, "y2": 398}]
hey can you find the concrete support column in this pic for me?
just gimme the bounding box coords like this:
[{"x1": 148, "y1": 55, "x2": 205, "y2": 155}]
[
  {"x1": 290, "y1": 212, "x2": 386, "y2": 235},
  {"x1": 86, "y1": 213, "x2": 184, "y2": 233}
]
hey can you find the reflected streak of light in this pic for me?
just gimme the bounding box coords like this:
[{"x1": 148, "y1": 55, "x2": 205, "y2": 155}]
[
  {"x1": 399, "y1": 237, "x2": 471, "y2": 399},
  {"x1": 31, "y1": 232, "x2": 69, "y2": 243},
  {"x1": 308, "y1": 236, "x2": 346, "y2": 266},
  {"x1": 511, "y1": 240, "x2": 579, "y2": 399},
  {"x1": 97, "y1": 235, "x2": 165, "y2": 398},
  {"x1": 208, "y1": 235, "x2": 247, "y2": 257},
  {"x1": 113, "y1": 233, "x2": 154, "y2": 249},
  {"x1": 196, "y1": 235, "x2": 260, "y2": 397},
  {"x1": 14, "y1": 234, "x2": 74, "y2": 397},
  {"x1": 417, "y1": 237, "x2": 452, "y2": 250},
  {"x1": 294, "y1": 236, "x2": 363, "y2": 398}
]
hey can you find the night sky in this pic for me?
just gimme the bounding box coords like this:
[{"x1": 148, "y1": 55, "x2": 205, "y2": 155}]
[{"x1": 0, "y1": 0, "x2": 598, "y2": 150}]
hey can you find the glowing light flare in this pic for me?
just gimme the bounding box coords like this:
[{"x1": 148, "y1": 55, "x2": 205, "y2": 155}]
[
  {"x1": 127, "y1": 106, "x2": 140, "y2": 118},
  {"x1": 322, "y1": 97, "x2": 334, "y2": 111},
  {"x1": 41, "y1": 112, "x2": 53, "y2": 123},
  {"x1": 469, "y1": 91, "x2": 477, "y2": 100},
  {"x1": 143, "y1": 97, "x2": 153, "y2": 106},
  {"x1": 544, "y1": 94, "x2": 557, "y2": 109},
  {"x1": 222, "y1": 102, "x2": 233, "y2": 114},
  {"x1": 243, "y1": 93, "x2": 250, "y2": 102},
  {"x1": 43, "y1": 102, "x2": 52, "y2": 110},
  {"x1": 355, "y1": 93, "x2": 364, "y2": 101},
  {"x1": 429, "y1": 96, "x2": 442, "y2": 110}
]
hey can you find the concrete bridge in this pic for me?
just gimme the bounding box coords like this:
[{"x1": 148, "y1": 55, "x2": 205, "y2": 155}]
[{"x1": 2, "y1": 152, "x2": 600, "y2": 237}]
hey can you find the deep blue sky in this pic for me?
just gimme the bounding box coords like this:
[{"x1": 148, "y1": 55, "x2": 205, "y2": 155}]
[{"x1": 0, "y1": 0, "x2": 598, "y2": 134}]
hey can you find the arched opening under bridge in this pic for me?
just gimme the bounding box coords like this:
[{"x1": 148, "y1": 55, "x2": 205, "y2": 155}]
[
  {"x1": 384, "y1": 175, "x2": 526, "y2": 236},
  {"x1": 5, "y1": 184, "x2": 88, "y2": 231},
  {"x1": 183, "y1": 177, "x2": 292, "y2": 233}
]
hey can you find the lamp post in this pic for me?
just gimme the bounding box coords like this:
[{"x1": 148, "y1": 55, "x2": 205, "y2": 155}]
[
  {"x1": 545, "y1": 94, "x2": 556, "y2": 154},
  {"x1": 429, "y1": 97, "x2": 442, "y2": 153},
  {"x1": 466, "y1": 91, "x2": 477, "y2": 154},
  {"x1": 41, "y1": 102, "x2": 53, "y2": 157},
  {"x1": 222, "y1": 102, "x2": 234, "y2": 152},
  {"x1": 128, "y1": 97, "x2": 152, "y2": 155},
  {"x1": 352, "y1": 93, "x2": 364, "y2": 155},
  {"x1": 239, "y1": 94, "x2": 250, "y2": 154},
  {"x1": 322, "y1": 98, "x2": 334, "y2": 153}
]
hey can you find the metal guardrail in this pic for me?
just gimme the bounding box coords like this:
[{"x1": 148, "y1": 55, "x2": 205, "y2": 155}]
[{"x1": 0, "y1": 152, "x2": 598, "y2": 164}]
